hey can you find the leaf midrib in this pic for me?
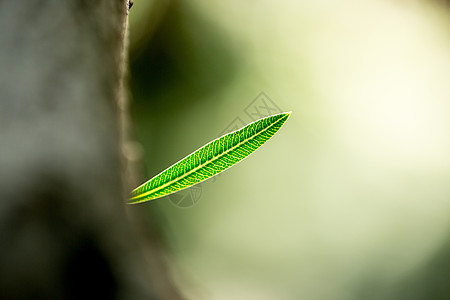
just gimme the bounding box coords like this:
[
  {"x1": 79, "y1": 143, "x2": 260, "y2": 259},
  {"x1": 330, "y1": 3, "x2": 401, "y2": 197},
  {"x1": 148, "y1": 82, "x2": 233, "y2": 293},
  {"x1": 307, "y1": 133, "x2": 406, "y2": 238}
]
[{"x1": 131, "y1": 116, "x2": 284, "y2": 201}]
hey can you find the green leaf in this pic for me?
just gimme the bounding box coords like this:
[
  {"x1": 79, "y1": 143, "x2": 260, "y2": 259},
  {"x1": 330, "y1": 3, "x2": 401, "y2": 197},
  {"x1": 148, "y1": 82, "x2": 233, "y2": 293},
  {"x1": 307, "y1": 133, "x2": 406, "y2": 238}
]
[{"x1": 129, "y1": 112, "x2": 291, "y2": 204}]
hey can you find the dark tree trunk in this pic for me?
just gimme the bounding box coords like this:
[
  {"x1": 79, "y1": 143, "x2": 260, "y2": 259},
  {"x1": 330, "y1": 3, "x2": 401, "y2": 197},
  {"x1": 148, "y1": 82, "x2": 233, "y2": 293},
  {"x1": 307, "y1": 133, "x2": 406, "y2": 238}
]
[{"x1": 0, "y1": 1, "x2": 180, "y2": 299}]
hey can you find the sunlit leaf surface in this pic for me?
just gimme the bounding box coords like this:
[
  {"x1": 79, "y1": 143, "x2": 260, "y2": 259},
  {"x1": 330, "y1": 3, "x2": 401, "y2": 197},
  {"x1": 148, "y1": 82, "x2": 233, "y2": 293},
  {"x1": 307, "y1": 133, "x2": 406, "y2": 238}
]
[{"x1": 129, "y1": 112, "x2": 290, "y2": 204}]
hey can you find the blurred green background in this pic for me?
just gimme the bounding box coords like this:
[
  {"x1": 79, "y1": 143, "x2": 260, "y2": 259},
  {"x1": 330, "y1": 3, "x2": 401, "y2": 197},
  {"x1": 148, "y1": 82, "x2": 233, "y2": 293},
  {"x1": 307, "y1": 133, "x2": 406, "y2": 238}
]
[{"x1": 128, "y1": 1, "x2": 450, "y2": 299}]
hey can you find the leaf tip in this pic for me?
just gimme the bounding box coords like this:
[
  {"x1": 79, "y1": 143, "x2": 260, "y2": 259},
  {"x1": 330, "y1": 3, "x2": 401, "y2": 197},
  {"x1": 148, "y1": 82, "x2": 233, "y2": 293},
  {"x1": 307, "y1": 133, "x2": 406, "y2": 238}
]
[{"x1": 281, "y1": 111, "x2": 292, "y2": 122}]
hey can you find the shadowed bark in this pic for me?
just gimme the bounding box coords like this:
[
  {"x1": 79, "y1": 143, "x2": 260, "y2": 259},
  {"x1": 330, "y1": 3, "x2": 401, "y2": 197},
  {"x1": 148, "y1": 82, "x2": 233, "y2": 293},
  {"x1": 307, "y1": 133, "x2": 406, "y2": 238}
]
[{"x1": 0, "y1": 1, "x2": 181, "y2": 299}]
